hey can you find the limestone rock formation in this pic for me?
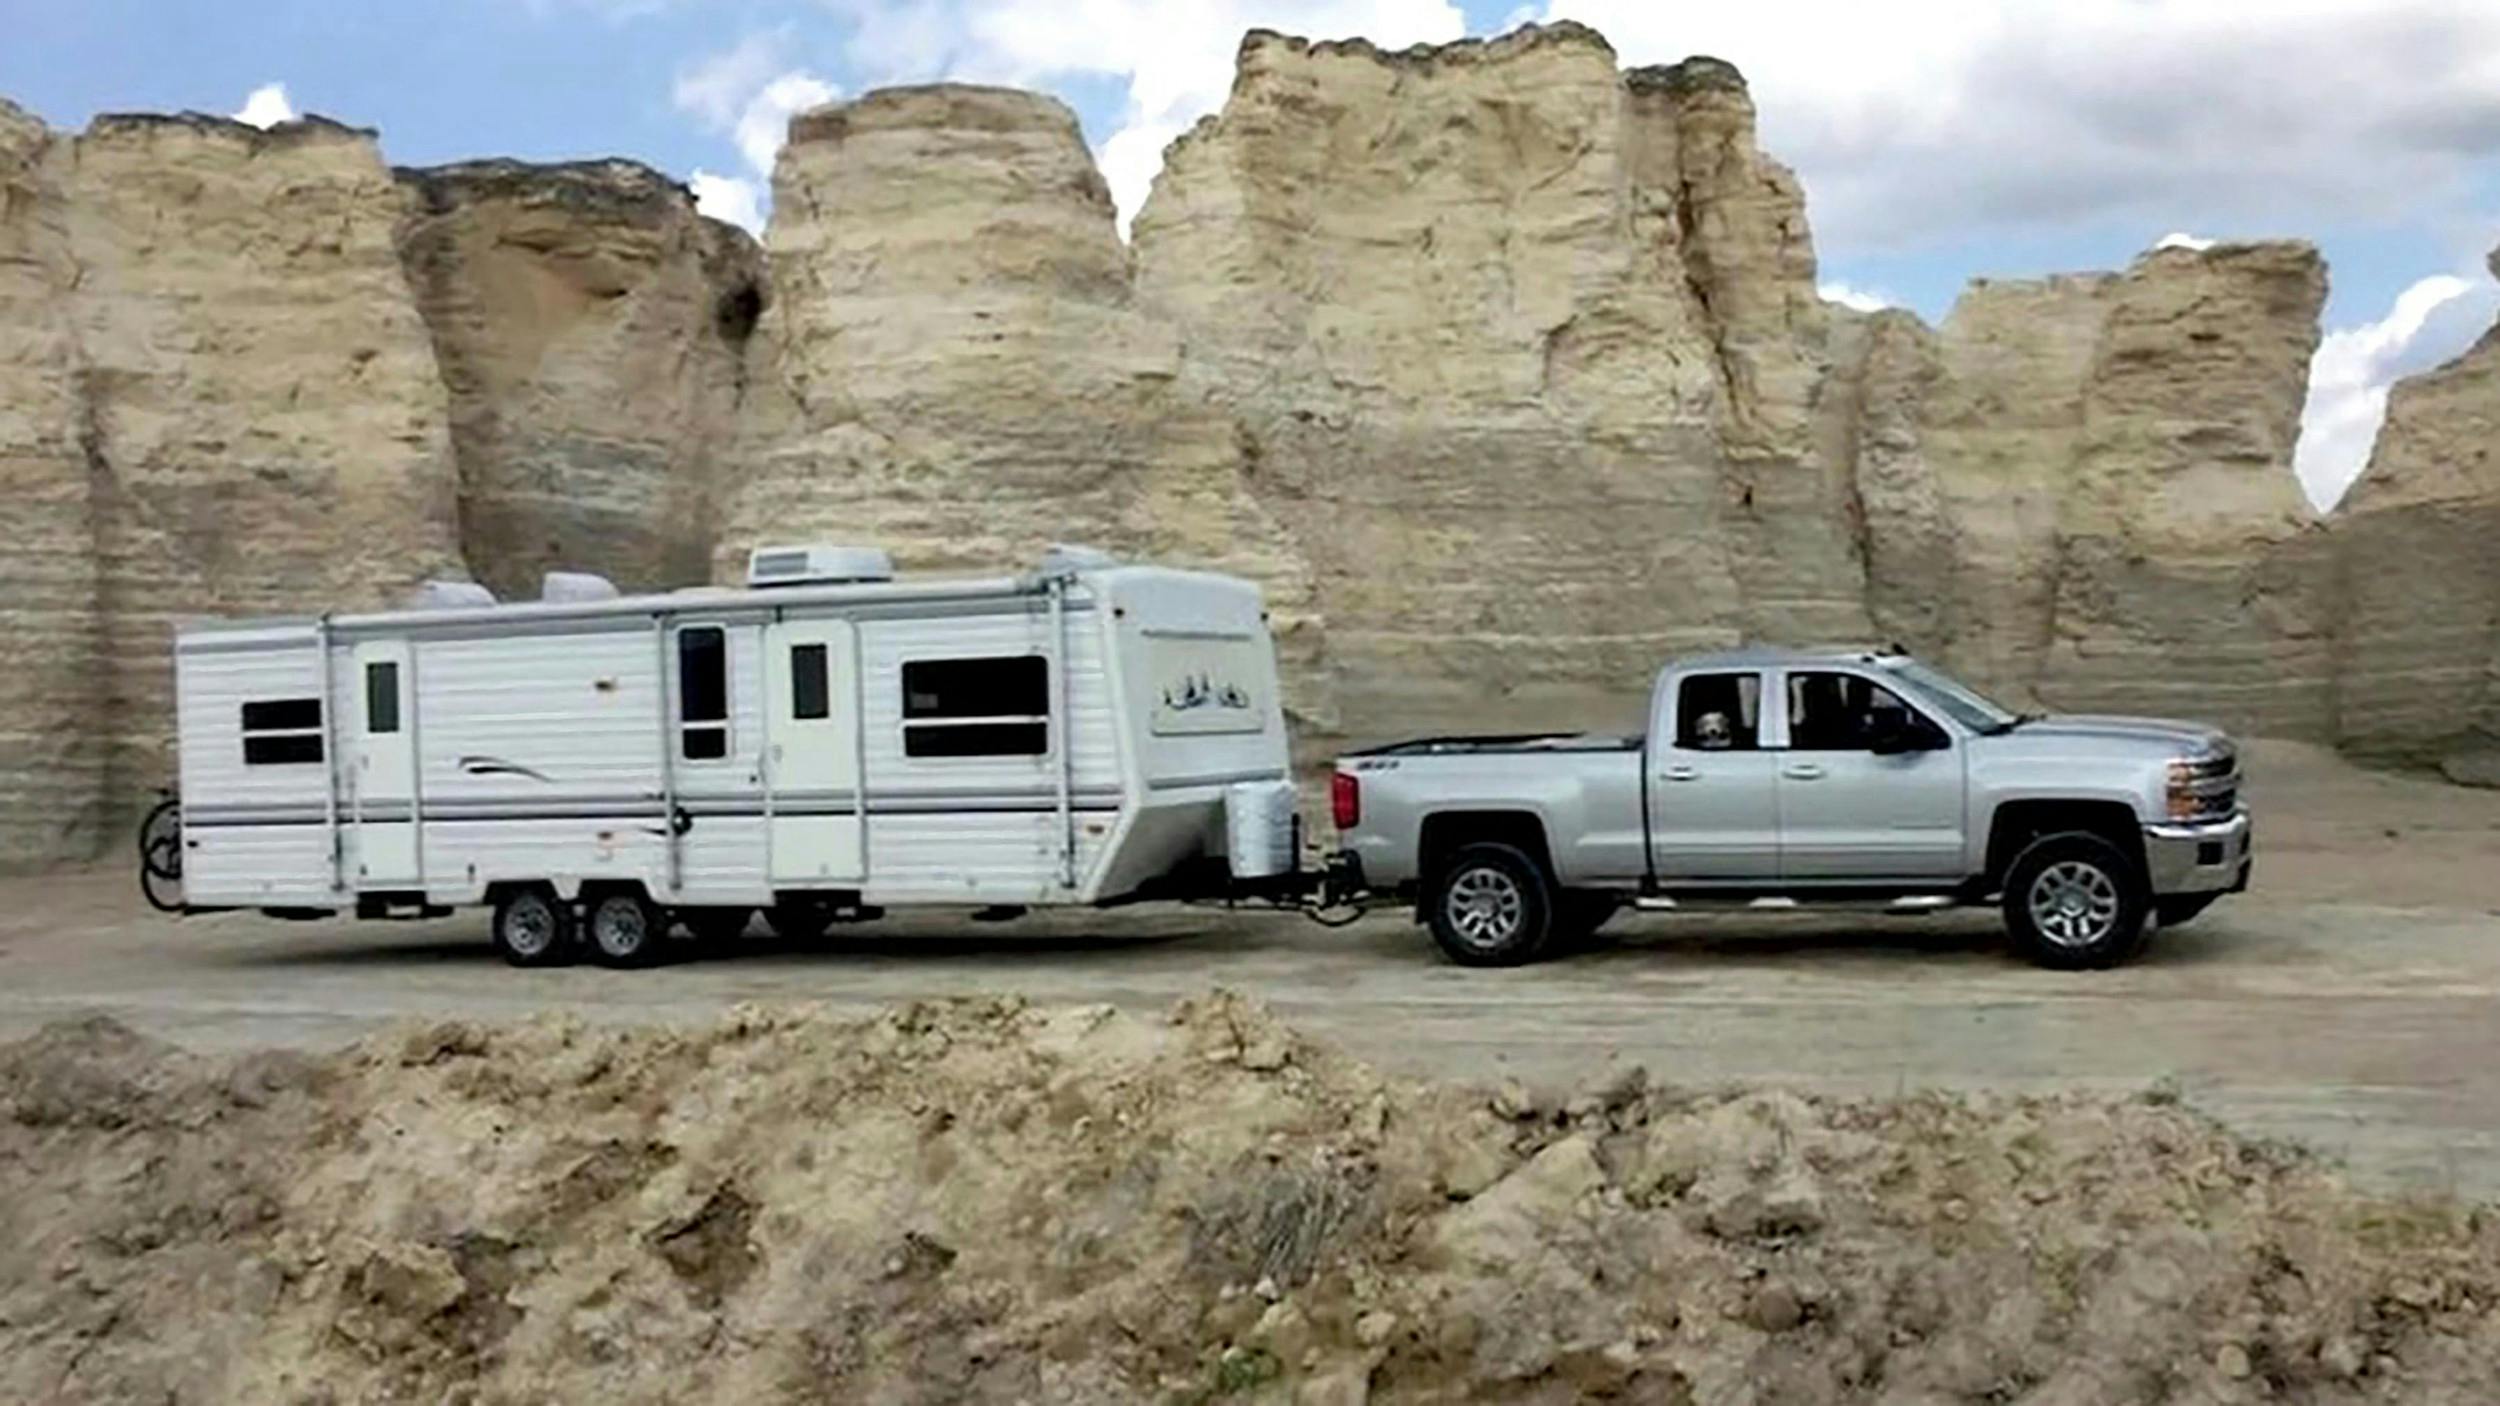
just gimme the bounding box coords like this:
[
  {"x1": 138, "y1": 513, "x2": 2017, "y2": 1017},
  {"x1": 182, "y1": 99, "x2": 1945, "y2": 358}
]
[
  {"x1": 397, "y1": 160, "x2": 763, "y2": 598},
  {"x1": 719, "y1": 84, "x2": 1326, "y2": 724},
  {"x1": 1131, "y1": 26, "x2": 1867, "y2": 739},
  {"x1": 1844, "y1": 245, "x2": 2334, "y2": 736},
  {"x1": 2325, "y1": 245, "x2": 2500, "y2": 757},
  {"x1": 64, "y1": 113, "x2": 465, "y2": 821},
  {"x1": 0, "y1": 100, "x2": 103, "y2": 868},
  {"x1": 0, "y1": 107, "x2": 462, "y2": 869}
]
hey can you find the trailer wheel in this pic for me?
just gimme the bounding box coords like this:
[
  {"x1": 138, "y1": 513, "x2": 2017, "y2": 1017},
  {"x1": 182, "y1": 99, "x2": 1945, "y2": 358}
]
[
  {"x1": 2002, "y1": 832, "x2": 2150, "y2": 970},
  {"x1": 765, "y1": 900, "x2": 833, "y2": 942},
  {"x1": 586, "y1": 890, "x2": 664, "y2": 968},
  {"x1": 1424, "y1": 842, "x2": 1556, "y2": 967},
  {"x1": 492, "y1": 885, "x2": 574, "y2": 967}
]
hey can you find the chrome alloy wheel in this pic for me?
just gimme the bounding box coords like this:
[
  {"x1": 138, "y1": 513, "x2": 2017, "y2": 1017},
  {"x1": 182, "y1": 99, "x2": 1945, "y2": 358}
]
[
  {"x1": 591, "y1": 896, "x2": 651, "y2": 960},
  {"x1": 1445, "y1": 865, "x2": 1526, "y2": 950},
  {"x1": 503, "y1": 892, "x2": 559, "y2": 960},
  {"x1": 2027, "y1": 860, "x2": 2121, "y2": 949}
]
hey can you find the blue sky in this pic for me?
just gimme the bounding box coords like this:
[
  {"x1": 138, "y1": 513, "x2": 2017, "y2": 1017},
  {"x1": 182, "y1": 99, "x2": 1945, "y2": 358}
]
[{"x1": 5, "y1": 0, "x2": 2497, "y2": 506}]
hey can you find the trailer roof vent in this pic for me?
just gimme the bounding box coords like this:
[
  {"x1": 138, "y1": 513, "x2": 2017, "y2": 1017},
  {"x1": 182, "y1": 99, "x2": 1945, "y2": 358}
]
[
  {"x1": 747, "y1": 544, "x2": 896, "y2": 588},
  {"x1": 406, "y1": 579, "x2": 497, "y2": 609},
  {"x1": 540, "y1": 570, "x2": 620, "y2": 603}
]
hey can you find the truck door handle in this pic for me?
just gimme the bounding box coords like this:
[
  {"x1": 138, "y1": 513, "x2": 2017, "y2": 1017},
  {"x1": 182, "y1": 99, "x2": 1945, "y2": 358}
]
[
  {"x1": 1663, "y1": 765, "x2": 1699, "y2": 782},
  {"x1": 1783, "y1": 764, "x2": 1826, "y2": 781}
]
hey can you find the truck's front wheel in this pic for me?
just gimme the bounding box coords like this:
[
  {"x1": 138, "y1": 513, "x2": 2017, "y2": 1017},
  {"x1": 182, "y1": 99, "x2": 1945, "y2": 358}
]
[
  {"x1": 2002, "y1": 833, "x2": 2150, "y2": 969},
  {"x1": 1426, "y1": 842, "x2": 1555, "y2": 967}
]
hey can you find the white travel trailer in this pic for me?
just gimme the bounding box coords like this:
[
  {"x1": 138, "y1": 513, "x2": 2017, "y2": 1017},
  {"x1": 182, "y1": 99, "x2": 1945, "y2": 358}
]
[{"x1": 159, "y1": 545, "x2": 1303, "y2": 965}]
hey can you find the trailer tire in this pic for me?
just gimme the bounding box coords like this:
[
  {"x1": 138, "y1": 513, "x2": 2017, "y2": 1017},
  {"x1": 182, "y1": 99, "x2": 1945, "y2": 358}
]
[
  {"x1": 1424, "y1": 842, "x2": 1556, "y2": 967},
  {"x1": 586, "y1": 890, "x2": 665, "y2": 968},
  {"x1": 492, "y1": 885, "x2": 574, "y2": 967},
  {"x1": 2002, "y1": 832, "x2": 2150, "y2": 970}
]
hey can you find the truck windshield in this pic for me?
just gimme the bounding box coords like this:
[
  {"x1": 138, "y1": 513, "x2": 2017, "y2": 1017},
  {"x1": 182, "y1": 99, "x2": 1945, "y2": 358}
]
[{"x1": 1879, "y1": 657, "x2": 2022, "y2": 734}]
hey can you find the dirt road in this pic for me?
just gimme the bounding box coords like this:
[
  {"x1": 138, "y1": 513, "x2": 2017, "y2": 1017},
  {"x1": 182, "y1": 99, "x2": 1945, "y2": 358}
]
[{"x1": 5, "y1": 741, "x2": 2495, "y2": 1197}]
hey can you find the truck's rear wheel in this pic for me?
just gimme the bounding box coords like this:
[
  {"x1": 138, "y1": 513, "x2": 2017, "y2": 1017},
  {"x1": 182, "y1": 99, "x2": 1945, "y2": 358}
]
[
  {"x1": 1426, "y1": 842, "x2": 1555, "y2": 967},
  {"x1": 492, "y1": 885, "x2": 574, "y2": 967},
  {"x1": 586, "y1": 890, "x2": 664, "y2": 968},
  {"x1": 2003, "y1": 833, "x2": 2149, "y2": 969}
]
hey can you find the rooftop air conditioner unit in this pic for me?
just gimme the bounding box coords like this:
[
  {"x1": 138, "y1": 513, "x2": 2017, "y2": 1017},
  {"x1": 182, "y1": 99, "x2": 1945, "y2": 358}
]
[
  {"x1": 540, "y1": 571, "x2": 619, "y2": 603},
  {"x1": 406, "y1": 579, "x2": 497, "y2": 609},
  {"x1": 746, "y1": 544, "x2": 897, "y2": 588}
]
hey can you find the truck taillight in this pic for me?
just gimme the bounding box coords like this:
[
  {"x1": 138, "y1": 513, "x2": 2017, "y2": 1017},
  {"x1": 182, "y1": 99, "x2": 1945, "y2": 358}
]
[{"x1": 1331, "y1": 771, "x2": 1360, "y2": 831}]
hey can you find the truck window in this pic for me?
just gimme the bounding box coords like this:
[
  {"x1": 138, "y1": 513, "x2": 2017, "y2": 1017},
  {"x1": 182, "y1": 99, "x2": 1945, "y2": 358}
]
[
  {"x1": 1675, "y1": 673, "x2": 1760, "y2": 751},
  {"x1": 677, "y1": 626, "x2": 729, "y2": 761},
  {"x1": 1787, "y1": 672, "x2": 1921, "y2": 750},
  {"x1": 901, "y1": 656, "x2": 1049, "y2": 758}
]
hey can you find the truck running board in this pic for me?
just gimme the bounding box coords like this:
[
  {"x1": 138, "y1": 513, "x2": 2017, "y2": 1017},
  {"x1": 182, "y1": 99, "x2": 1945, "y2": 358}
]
[{"x1": 1634, "y1": 893, "x2": 1960, "y2": 914}]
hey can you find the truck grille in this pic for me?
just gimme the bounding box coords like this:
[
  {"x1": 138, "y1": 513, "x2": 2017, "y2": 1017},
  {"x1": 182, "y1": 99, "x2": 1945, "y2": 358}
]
[{"x1": 2177, "y1": 749, "x2": 2239, "y2": 818}]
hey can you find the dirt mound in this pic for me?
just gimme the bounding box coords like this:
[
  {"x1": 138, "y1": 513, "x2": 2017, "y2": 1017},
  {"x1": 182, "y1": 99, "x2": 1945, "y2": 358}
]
[{"x1": 2, "y1": 995, "x2": 2493, "y2": 1403}]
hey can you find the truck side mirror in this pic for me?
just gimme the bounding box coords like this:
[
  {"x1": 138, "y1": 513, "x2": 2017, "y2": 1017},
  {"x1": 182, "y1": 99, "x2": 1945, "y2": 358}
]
[{"x1": 1868, "y1": 713, "x2": 1943, "y2": 755}]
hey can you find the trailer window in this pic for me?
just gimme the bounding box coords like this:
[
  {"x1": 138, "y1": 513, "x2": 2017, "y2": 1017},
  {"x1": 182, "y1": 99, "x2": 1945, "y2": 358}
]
[
  {"x1": 364, "y1": 662, "x2": 401, "y2": 735},
  {"x1": 790, "y1": 643, "x2": 829, "y2": 721},
  {"x1": 240, "y1": 697, "x2": 325, "y2": 766},
  {"x1": 678, "y1": 626, "x2": 728, "y2": 761},
  {"x1": 901, "y1": 656, "x2": 1048, "y2": 758}
]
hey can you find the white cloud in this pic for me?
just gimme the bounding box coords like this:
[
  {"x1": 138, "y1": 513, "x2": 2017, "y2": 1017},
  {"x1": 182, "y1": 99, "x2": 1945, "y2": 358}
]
[
  {"x1": 2154, "y1": 232, "x2": 2218, "y2": 253},
  {"x1": 1818, "y1": 280, "x2": 1894, "y2": 313},
  {"x1": 689, "y1": 168, "x2": 767, "y2": 234},
  {"x1": 230, "y1": 82, "x2": 296, "y2": 129},
  {"x1": 820, "y1": 0, "x2": 1468, "y2": 233},
  {"x1": 1536, "y1": 1, "x2": 2500, "y2": 259},
  {"x1": 2295, "y1": 269, "x2": 2500, "y2": 508},
  {"x1": 673, "y1": 33, "x2": 841, "y2": 233}
]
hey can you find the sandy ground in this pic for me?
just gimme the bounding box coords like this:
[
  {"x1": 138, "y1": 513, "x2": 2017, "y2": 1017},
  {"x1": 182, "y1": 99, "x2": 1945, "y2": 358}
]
[{"x1": 4, "y1": 739, "x2": 2495, "y2": 1198}]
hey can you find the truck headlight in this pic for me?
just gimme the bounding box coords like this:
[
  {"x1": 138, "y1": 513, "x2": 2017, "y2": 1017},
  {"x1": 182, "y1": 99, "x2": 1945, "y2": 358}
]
[{"x1": 2166, "y1": 759, "x2": 2203, "y2": 820}]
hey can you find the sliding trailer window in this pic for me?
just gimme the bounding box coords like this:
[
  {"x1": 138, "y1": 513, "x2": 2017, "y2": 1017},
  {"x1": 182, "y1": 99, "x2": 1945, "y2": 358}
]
[
  {"x1": 901, "y1": 655, "x2": 1049, "y2": 758},
  {"x1": 240, "y1": 697, "x2": 325, "y2": 765}
]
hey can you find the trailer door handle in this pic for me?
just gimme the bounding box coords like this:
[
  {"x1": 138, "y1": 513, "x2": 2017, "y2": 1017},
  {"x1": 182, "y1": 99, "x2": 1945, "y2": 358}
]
[
  {"x1": 1783, "y1": 764, "x2": 1826, "y2": 781},
  {"x1": 1663, "y1": 765, "x2": 1699, "y2": 782}
]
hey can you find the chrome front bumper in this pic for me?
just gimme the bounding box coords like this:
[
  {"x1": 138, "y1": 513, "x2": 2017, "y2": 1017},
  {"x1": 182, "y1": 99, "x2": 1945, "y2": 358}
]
[{"x1": 2142, "y1": 811, "x2": 2252, "y2": 895}]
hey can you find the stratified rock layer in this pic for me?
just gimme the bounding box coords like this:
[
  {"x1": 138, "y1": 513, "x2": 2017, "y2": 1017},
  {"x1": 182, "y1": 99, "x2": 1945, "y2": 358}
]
[
  {"x1": 2326, "y1": 248, "x2": 2500, "y2": 756},
  {"x1": 63, "y1": 114, "x2": 464, "y2": 814},
  {"x1": 720, "y1": 85, "x2": 1326, "y2": 724},
  {"x1": 397, "y1": 160, "x2": 762, "y2": 598},
  {"x1": 0, "y1": 101, "x2": 104, "y2": 867},
  {"x1": 1130, "y1": 27, "x2": 1867, "y2": 739}
]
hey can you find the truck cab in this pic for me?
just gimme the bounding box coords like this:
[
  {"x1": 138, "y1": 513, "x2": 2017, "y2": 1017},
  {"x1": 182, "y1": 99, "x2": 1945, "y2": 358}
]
[{"x1": 1332, "y1": 649, "x2": 2251, "y2": 969}]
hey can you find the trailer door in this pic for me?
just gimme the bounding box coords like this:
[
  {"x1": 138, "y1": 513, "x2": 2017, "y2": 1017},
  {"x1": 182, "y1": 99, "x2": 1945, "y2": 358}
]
[
  {"x1": 764, "y1": 619, "x2": 864, "y2": 882},
  {"x1": 350, "y1": 639, "x2": 420, "y2": 886}
]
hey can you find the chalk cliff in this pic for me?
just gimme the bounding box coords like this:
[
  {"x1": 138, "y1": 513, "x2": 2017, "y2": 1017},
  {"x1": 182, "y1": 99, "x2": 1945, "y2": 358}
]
[
  {"x1": 2, "y1": 22, "x2": 2499, "y2": 870},
  {"x1": 397, "y1": 160, "x2": 762, "y2": 598},
  {"x1": 2325, "y1": 246, "x2": 2500, "y2": 757}
]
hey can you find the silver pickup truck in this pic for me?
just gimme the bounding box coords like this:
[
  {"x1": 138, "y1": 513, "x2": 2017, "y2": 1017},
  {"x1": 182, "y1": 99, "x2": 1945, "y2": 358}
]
[{"x1": 1329, "y1": 648, "x2": 2250, "y2": 969}]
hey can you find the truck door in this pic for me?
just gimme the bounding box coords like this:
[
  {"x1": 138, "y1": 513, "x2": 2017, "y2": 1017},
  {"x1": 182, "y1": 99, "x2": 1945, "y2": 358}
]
[
  {"x1": 1646, "y1": 670, "x2": 1780, "y2": 880},
  {"x1": 1774, "y1": 669, "x2": 1965, "y2": 879},
  {"x1": 350, "y1": 639, "x2": 420, "y2": 886},
  {"x1": 763, "y1": 618, "x2": 864, "y2": 883}
]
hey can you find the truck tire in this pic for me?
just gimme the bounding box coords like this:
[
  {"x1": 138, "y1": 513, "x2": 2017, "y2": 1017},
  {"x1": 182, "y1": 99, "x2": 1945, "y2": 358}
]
[
  {"x1": 492, "y1": 885, "x2": 574, "y2": 967},
  {"x1": 2002, "y1": 832, "x2": 2150, "y2": 970},
  {"x1": 586, "y1": 890, "x2": 664, "y2": 968},
  {"x1": 1425, "y1": 842, "x2": 1556, "y2": 967}
]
